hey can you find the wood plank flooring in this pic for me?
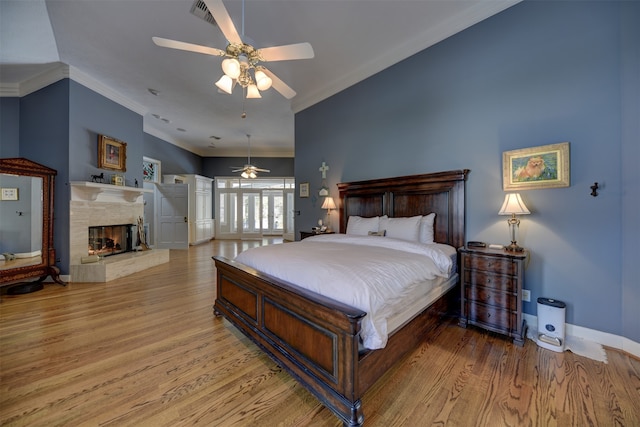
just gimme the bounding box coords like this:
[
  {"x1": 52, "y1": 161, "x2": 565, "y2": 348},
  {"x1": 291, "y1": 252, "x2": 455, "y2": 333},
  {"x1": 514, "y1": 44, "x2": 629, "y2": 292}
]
[{"x1": 1, "y1": 240, "x2": 639, "y2": 426}]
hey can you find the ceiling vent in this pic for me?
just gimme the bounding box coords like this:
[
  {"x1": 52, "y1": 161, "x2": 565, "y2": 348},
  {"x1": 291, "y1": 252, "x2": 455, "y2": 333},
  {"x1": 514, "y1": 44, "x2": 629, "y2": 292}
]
[{"x1": 190, "y1": 0, "x2": 217, "y2": 27}]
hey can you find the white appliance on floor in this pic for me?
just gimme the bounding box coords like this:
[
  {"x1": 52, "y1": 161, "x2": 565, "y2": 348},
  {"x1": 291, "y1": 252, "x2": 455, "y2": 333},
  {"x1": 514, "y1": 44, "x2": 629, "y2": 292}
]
[{"x1": 536, "y1": 297, "x2": 567, "y2": 352}]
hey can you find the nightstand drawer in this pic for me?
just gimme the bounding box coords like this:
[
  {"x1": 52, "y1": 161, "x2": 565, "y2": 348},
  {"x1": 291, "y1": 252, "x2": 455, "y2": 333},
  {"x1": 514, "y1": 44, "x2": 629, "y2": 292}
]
[
  {"x1": 464, "y1": 255, "x2": 519, "y2": 276},
  {"x1": 464, "y1": 270, "x2": 517, "y2": 292},
  {"x1": 466, "y1": 302, "x2": 516, "y2": 333},
  {"x1": 464, "y1": 285, "x2": 517, "y2": 308}
]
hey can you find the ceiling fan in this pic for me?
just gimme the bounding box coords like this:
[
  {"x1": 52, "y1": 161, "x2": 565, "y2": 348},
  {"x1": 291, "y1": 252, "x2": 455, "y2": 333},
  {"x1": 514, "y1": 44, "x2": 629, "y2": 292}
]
[
  {"x1": 152, "y1": 0, "x2": 314, "y2": 99},
  {"x1": 231, "y1": 134, "x2": 269, "y2": 178}
]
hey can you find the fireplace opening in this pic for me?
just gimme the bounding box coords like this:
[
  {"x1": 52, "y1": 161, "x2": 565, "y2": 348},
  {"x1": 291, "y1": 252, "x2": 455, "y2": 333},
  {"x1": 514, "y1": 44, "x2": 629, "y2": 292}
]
[{"x1": 88, "y1": 224, "x2": 135, "y2": 257}]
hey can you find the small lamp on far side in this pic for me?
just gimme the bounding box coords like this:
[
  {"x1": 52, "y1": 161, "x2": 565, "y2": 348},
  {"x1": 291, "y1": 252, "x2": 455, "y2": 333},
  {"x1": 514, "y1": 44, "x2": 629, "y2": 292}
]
[
  {"x1": 321, "y1": 196, "x2": 336, "y2": 231},
  {"x1": 498, "y1": 193, "x2": 530, "y2": 252}
]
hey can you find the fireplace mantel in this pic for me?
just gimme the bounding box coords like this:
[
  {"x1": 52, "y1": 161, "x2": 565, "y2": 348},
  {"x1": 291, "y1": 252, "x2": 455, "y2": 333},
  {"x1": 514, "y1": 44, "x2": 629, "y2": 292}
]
[{"x1": 70, "y1": 181, "x2": 152, "y2": 203}]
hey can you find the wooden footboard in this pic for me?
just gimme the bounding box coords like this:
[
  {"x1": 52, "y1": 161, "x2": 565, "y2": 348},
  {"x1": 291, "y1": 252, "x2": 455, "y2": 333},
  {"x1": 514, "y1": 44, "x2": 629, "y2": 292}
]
[{"x1": 213, "y1": 256, "x2": 368, "y2": 426}]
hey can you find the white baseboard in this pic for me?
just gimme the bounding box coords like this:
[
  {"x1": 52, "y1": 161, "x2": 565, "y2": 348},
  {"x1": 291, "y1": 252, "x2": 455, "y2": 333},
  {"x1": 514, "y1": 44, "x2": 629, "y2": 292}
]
[{"x1": 523, "y1": 313, "x2": 640, "y2": 359}]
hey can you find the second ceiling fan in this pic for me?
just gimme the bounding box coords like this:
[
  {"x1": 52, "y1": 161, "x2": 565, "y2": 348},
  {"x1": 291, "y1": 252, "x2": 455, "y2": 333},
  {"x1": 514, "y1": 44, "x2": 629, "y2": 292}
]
[
  {"x1": 153, "y1": 0, "x2": 314, "y2": 99},
  {"x1": 231, "y1": 134, "x2": 270, "y2": 179}
]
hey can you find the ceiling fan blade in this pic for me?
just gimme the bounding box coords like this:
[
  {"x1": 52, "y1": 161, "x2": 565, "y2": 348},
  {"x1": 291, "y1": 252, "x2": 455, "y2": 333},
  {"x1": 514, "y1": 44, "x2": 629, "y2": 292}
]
[
  {"x1": 261, "y1": 67, "x2": 296, "y2": 99},
  {"x1": 152, "y1": 37, "x2": 225, "y2": 56},
  {"x1": 258, "y1": 42, "x2": 314, "y2": 62},
  {"x1": 254, "y1": 167, "x2": 271, "y2": 173},
  {"x1": 202, "y1": 0, "x2": 242, "y2": 45}
]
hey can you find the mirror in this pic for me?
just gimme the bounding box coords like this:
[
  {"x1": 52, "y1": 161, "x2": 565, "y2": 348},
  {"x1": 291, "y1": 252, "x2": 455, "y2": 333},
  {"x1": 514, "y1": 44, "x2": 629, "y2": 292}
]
[{"x1": 0, "y1": 158, "x2": 65, "y2": 294}]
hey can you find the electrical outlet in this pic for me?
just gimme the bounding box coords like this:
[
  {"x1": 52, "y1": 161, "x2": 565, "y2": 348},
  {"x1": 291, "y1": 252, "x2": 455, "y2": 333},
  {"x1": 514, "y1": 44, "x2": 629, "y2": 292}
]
[{"x1": 522, "y1": 289, "x2": 531, "y2": 302}]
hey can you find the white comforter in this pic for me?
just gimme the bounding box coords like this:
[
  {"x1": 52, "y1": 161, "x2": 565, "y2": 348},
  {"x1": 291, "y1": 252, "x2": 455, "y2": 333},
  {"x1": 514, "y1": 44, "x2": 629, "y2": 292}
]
[{"x1": 234, "y1": 234, "x2": 455, "y2": 349}]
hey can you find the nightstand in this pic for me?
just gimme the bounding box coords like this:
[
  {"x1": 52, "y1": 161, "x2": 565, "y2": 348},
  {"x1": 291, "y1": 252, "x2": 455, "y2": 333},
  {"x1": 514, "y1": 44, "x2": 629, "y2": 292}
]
[
  {"x1": 458, "y1": 246, "x2": 528, "y2": 346},
  {"x1": 300, "y1": 230, "x2": 334, "y2": 240}
]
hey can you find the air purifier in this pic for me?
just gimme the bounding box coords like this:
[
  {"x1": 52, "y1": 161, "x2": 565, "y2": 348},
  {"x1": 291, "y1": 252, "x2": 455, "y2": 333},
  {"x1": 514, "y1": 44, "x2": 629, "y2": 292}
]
[{"x1": 536, "y1": 297, "x2": 566, "y2": 352}]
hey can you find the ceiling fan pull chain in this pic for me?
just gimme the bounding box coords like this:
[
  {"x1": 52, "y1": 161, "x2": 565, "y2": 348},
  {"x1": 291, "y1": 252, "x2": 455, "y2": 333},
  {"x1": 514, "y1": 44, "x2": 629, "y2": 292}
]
[{"x1": 241, "y1": 0, "x2": 245, "y2": 37}]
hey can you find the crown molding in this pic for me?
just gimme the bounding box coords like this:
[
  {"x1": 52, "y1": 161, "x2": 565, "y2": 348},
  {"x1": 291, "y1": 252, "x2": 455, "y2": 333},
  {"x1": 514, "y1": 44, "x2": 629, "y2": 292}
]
[{"x1": 0, "y1": 62, "x2": 147, "y2": 116}]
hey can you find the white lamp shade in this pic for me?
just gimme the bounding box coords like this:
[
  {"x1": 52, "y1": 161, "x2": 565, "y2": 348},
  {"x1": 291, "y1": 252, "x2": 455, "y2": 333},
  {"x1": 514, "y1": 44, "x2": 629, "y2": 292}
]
[
  {"x1": 321, "y1": 197, "x2": 336, "y2": 210},
  {"x1": 215, "y1": 75, "x2": 234, "y2": 94},
  {"x1": 254, "y1": 70, "x2": 273, "y2": 91},
  {"x1": 249, "y1": 171, "x2": 257, "y2": 179},
  {"x1": 498, "y1": 193, "x2": 531, "y2": 215},
  {"x1": 246, "y1": 84, "x2": 262, "y2": 99},
  {"x1": 221, "y1": 58, "x2": 241, "y2": 79}
]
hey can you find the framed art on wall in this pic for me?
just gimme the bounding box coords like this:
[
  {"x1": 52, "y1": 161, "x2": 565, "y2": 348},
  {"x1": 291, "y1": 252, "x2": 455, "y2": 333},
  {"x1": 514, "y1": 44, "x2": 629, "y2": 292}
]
[
  {"x1": 142, "y1": 156, "x2": 161, "y2": 183},
  {"x1": 503, "y1": 142, "x2": 570, "y2": 190},
  {"x1": 98, "y1": 135, "x2": 127, "y2": 172},
  {"x1": 299, "y1": 182, "x2": 310, "y2": 198},
  {"x1": 1, "y1": 188, "x2": 18, "y2": 201}
]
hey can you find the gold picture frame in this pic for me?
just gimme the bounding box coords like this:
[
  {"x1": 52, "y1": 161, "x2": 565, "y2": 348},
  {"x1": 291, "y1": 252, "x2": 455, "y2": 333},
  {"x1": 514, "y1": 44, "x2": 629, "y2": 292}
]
[
  {"x1": 503, "y1": 142, "x2": 570, "y2": 190},
  {"x1": 98, "y1": 135, "x2": 127, "y2": 172},
  {"x1": 299, "y1": 182, "x2": 310, "y2": 198}
]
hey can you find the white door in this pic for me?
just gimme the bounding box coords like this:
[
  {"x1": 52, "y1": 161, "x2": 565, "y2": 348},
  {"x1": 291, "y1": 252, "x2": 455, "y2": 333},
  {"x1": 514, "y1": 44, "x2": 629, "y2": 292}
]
[
  {"x1": 242, "y1": 191, "x2": 262, "y2": 239},
  {"x1": 261, "y1": 190, "x2": 284, "y2": 235},
  {"x1": 155, "y1": 184, "x2": 189, "y2": 249}
]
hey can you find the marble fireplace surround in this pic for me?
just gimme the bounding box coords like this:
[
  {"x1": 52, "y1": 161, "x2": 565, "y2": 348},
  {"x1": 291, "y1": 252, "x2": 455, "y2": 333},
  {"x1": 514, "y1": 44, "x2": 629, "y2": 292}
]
[{"x1": 69, "y1": 182, "x2": 169, "y2": 282}]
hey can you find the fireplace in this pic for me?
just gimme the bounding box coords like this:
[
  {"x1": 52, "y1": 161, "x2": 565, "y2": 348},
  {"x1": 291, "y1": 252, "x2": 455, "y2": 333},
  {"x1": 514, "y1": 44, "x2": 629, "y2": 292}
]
[{"x1": 88, "y1": 224, "x2": 135, "y2": 257}]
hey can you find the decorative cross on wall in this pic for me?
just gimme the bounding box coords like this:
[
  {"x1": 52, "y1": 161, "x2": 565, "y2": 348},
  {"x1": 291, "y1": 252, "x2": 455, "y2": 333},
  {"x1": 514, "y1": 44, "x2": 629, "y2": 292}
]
[{"x1": 319, "y1": 162, "x2": 329, "y2": 179}]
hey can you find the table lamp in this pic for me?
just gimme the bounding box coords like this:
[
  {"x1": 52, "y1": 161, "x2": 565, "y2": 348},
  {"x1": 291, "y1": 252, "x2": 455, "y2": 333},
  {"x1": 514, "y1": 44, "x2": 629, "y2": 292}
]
[{"x1": 498, "y1": 193, "x2": 530, "y2": 252}]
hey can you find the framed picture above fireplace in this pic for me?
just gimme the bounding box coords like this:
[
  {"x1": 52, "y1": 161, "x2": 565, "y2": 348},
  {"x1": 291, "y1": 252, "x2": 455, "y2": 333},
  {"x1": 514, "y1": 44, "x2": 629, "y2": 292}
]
[{"x1": 98, "y1": 134, "x2": 127, "y2": 172}]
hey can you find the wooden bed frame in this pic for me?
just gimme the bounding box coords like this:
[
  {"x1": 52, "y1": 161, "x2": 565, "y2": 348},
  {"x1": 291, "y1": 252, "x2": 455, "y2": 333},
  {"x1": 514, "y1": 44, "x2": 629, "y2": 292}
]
[{"x1": 213, "y1": 169, "x2": 469, "y2": 426}]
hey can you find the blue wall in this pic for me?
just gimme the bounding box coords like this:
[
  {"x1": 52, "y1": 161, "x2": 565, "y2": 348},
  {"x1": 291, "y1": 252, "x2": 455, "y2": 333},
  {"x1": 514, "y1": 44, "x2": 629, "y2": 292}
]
[
  {"x1": 295, "y1": 1, "x2": 639, "y2": 341},
  {"x1": 144, "y1": 133, "x2": 202, "y2": 176},
  {"x1": 69, "y1": 80, "x2": 144, "y2": 186},
  {"x1": 0, "y1": 98, "x2": 20, "y2": 158},
  {"x1": 19, "y1": 80, "x2": 70, "y2": 270}
]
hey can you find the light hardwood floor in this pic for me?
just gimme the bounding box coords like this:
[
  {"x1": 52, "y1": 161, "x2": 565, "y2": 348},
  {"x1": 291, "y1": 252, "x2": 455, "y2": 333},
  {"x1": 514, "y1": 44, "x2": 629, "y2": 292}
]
[{"x1": 1, "y1": 240, "x2": 639, "y2": 426}]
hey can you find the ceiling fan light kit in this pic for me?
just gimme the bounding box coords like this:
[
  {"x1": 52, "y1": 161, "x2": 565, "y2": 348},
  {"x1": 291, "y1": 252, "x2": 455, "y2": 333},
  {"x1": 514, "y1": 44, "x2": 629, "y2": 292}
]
[
  {"x1": 231, "y1": 135, "x2": 270, "y2": 179},
  {"x1": 153, "y1": 0, "x2": 313, "y2": 100}
]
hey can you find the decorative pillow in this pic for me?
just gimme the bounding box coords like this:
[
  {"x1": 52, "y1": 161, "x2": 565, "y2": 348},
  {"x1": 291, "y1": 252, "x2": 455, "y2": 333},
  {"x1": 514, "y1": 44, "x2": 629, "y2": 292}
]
[
  {"x1": 368, "y1": 230, "x2": 386, "y2": 236},
  {"x1": 379, "y1": 215, "x2": 422, "y2": 242},
  {"x1": 346, "y1": 216, "x2": 380, "y2": 236},
  {"x1": 418, "y1": 213, "x2": 436, "y2": 244}
]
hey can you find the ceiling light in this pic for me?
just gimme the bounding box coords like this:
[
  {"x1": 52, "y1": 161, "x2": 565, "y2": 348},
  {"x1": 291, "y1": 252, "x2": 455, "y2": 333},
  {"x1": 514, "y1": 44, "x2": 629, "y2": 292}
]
[
  {"x1": 246, "y1": 84, "x2": 261, "y2": 99},
  {"x1": 254, "y1": 69, "x2": 272, "y2": 91},
  {"x1": 215, "y1": 75, "x2": 234, "y2": 94},
  {"x1": 216, "y1": 43, "x2": 273, "y2": 99},
  {"x1": 221, "y1": 58, "x2": 240, "y2": 79}
]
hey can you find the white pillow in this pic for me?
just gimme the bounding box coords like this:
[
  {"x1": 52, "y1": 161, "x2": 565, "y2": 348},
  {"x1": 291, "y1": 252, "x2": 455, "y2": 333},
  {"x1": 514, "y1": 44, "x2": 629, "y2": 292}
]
[
  {"x1": 346, "y1": 216, "x2": 380, "y2": 236},
  {"x1": 379, "y1": 215, "x2": 422, "y2": 242},
  {"x1": 418, "y1": 213, "x2": 436, "y2": 244}
]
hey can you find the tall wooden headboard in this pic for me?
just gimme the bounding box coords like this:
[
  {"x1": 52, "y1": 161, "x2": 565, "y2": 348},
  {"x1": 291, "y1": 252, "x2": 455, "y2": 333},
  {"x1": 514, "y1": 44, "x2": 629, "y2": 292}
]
[{"x1": 337, "y1": 169, "x2": 470, "y2": 249}]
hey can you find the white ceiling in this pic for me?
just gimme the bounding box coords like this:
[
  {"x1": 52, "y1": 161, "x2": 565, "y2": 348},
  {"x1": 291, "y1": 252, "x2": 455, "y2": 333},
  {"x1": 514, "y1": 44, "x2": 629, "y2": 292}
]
[{"x1": 0, "y1": 0, "x2": 519, "y2": 157}]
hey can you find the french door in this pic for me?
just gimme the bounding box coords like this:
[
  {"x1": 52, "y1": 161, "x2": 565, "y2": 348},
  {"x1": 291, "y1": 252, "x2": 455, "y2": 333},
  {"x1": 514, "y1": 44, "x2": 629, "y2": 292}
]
[{"x1": 215, "y1": 177, "x2": 294, "y2": 240}]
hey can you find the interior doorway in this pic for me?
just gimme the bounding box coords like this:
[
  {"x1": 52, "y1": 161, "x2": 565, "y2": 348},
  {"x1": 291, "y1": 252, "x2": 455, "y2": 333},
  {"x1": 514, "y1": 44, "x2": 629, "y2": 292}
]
[{"x1": 215, "y1": 177, "x2": 295, "y2": 241}]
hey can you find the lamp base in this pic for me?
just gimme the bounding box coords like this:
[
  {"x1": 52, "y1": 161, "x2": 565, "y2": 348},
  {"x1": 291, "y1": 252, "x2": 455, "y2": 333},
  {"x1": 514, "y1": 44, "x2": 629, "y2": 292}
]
[{"x1": 505, "y1": 242, "x2": 525, "y2": 252}]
